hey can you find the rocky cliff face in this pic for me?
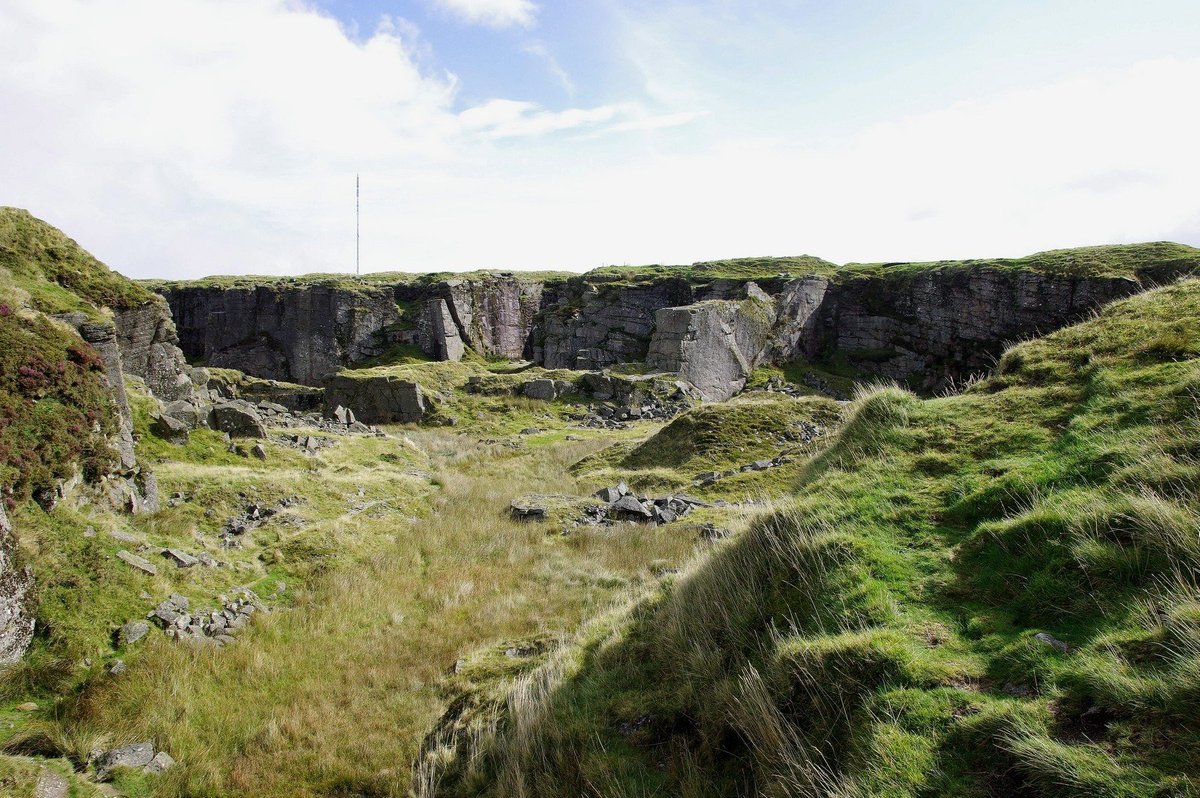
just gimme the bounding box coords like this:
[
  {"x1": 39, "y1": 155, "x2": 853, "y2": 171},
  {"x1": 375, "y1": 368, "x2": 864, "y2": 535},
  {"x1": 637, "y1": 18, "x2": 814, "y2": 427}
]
[
  {"x1": 113, "y1": 299, "x2": 196, "y2": 401},
  {"x1": 153, "y1": 244, "x2": 1200, "y2": 399},
  {"x1": 802, "y1": 269, "x2": 1152, "y2": 391},
  {"x1": 162, "y1": 283, "x2": 402, "y2": 386},
  {"x1": 0, "y1": 503, "x2": 35, "y2": 666},
  {"x1": 439, "y1": 277, "x2": 545, "y2": 360},
  {"x1": 647, "y1": 292, "x2": 776, "y2": 402}
]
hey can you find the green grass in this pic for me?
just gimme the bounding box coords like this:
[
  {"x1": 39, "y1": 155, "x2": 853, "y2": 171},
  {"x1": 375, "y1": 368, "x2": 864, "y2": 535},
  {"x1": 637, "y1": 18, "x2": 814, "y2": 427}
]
[
  {"x1": 840, "y1": 241, "x2": 1200, "y2": 282},
  {"x1": 0, "y1": 207, "x2": 154, "y2": 314},
  {"x1": 147, "y1": 243, "x2": 1200, "y2": 299},
  {"x1": 422, "y1": 279, "x2": 1200, "y2": 797},
  {"x1": 572, "y1": 394, "x2": 844, "y2": 500}
]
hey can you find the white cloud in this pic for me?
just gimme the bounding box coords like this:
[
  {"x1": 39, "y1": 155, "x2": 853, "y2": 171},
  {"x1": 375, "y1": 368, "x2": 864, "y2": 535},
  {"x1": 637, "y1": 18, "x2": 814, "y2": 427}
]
[
  {"x1": 0, "y1": 1, "x2": 1196, "y2": 282},
  {"x1": 430, "y1": 0, "x2": 537, "y2": 29},
  {"x1": 460, "y1": 99, "x2": 623, "y2": 138},
  {"x1": 522, "y1": 41, "x2": 575, "y2": 97}
]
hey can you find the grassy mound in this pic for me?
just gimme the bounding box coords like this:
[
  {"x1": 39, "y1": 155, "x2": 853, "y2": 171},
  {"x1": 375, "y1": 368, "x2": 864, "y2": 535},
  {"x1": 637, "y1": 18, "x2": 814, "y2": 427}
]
[
  {"x1": 422, "y1": 279, "x2": 1200, "y2": 797},
  {"x1": 572, "y1": 395, "x2": 842, "y2": 499}
]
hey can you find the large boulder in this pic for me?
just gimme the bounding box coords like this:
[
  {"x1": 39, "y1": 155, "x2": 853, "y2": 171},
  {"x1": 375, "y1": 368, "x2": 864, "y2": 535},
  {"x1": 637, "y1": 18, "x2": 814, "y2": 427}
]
[
  {"x1": 93, "y1": 741, "x2": 156, "y2": 781},
  {"x1": 163, "y1": 398, "x2": 209, "y2": 429},
  {"x1": 209, "y1": 401, "x2": 267, "y2": 438},
  {"x1": 323, "y1": 374, "x2": 428, "y2": 424},
  {"x1": 0, "y1": 504, "x2": 35, "y2": 666},
  {"x1": 151, "y1": 412, "x2": 190, "y2": 444},
  {"x1": 646, "y1": 293, "x2": 775, "y2": 402},
  {"x1": 418, "y1": 298, "x2": 466, "y2": 362}
]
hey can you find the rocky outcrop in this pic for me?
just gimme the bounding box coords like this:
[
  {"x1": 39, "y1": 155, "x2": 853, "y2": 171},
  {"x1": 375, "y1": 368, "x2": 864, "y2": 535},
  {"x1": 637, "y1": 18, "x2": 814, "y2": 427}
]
[
  {"x1": 418, "y1": 299, "x2": 466, "y2": 362},
  {"x1": 647, "y1": 294, "x2": 775, "y2": 402},
  {"x1": 113, "y1": 299, "x2": 195, "y2": 401},
  {"x1": 0, "y1": 503, "x2": 35, "y2": 666},
  {"x1": 73, "y1": 319, "x2": 139, "y2": 471},
  {"x1": 443, "y1": 277, "x2": 545, "y2": 359},
  {"x1": 162, "y1": 283, "x2": 402, "y2": 385},
  {"x1": 323, "y1": 374, "x2": 429, "y2": 424},
  {"x1": 154, "y1": 245, "x2": 1200, "y2": 396},
  {"x1": 802, "y1": 269, "x2": 1156, "y2": 391}
]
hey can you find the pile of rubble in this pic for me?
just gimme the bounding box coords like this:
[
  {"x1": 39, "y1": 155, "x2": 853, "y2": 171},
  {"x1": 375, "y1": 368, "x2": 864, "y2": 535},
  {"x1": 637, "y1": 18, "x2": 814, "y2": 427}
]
[
  {"x1": 748, "y1": 373, "x2": 850, "y2": 401},
  {"x1": 220, "y1": 496, "x2": 303, "y2": 548},
  {"x1": 151, "y1": 397, "x2": 386, "y2": 449},
  {"x1": 693, "y1": 453, "x2": 794, "y2": 486},
  {"x1": 510, "y1": 481, "x2": 712, "y2": 527},
  {"x1": 589, "y1": 481, "x2": 711, "y2": 524},
  {"x1": 144, "y1": 589, "x2": 264, "y2": 648},
  {"x1": 570, "y1": 397, "x2": 689, "y2": 429}
]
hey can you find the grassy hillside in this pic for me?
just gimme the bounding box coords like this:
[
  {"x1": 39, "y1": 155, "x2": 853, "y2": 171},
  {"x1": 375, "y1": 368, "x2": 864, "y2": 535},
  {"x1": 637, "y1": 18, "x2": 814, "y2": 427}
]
[
  {"x1": 0, "y1": 207, "x2": 154, "y2": 315},
  {"x1": 423, "y1": 279, "x2": 1200, "y2": 797}
]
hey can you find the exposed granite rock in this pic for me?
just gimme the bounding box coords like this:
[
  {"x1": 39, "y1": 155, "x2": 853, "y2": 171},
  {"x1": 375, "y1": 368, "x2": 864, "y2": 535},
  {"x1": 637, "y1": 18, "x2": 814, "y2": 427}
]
[
  {"x1": 209, "y1": 401, "x2": 267, "y2": 438},
  {"x1": 154, "y1": 247, "x2": 1200, "y2": 394},
  {"x1": 0, "y1": 503, "x2": 35, "y2": 665},
  {"x1": 767, "y1": 276, "x2": 831, "y2": 362},
  {"x1": 418, "y1": 298, "x2": 465, "y2": 362},
  {"x1": 445, "y1": 277, "x2": 545, "y2": 359},
  {"x1": 324, "y1": 374, "x2": 429, "y2": 424},
  {"x1": 647, "y1": 295, "x2": 775, "y2": 402},
  {"x1": 809, "y1": 269, "x2": 1156, "y2": 391},
  {"x1": 74, "y1": 319, "x2": 138, "y2": 471},
  {"x1": 112, "y1": 299, "x2": 194, "y2": 401},
  {"x1": 162, "y1": 283, "x2": 402, "y2": 385}
]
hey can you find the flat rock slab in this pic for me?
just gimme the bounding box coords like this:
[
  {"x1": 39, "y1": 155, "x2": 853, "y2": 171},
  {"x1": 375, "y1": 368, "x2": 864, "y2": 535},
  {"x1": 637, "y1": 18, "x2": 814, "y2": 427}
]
[
  {"x1": 510, "y1": 500, "x2": 547, "y2": 519},
  {"x1": 611, "y1": 495, "x2": 652, "y2": 518},
  {"x1": 107, "y1": 529, "x2": 144, "y2": 544},
  {"x1": 35, "y1": 769, "x2": 69, "y2": 798},
  {"x1": 162, "y1": 548, "x2": 199, "y2": 568},
  {"x1": 94, "y1": 741, "x2": 155, "y2": 780},
  {"x1": 122, "y1": 620, "x2": 149, "y2": 645},
  {"x1": 116, "y1": 550, "x2": 157, "y2": 576}
]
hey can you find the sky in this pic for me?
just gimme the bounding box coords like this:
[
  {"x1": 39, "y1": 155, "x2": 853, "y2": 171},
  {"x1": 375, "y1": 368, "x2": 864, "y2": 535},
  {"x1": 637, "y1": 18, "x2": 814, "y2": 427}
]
[{"x1": 2, "y1": 0, "x2": 1199, "y2": 279}]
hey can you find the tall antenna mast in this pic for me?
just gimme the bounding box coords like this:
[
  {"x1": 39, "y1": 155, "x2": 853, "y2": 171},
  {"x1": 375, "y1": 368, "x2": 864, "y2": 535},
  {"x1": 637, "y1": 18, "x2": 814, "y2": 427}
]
[{"x1": 355, "y1": 173, "x2": 360, "y2": 276}]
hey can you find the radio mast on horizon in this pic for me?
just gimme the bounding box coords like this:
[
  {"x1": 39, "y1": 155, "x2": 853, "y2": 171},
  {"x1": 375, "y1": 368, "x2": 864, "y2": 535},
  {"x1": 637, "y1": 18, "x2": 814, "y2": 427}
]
[{"x1": 356, "y1": 173, "x2": 360, "y2": 276}]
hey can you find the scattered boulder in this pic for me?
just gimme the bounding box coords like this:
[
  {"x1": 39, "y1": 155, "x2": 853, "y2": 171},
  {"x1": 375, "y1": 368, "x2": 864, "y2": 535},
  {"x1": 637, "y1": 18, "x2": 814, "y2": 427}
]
[
  {"x1": 594, "y1": 486, "x2": 622, "y2": 503},
  {"x1": 209, "y1": 401, "x2": 268, "y2": 438},
  {"x1": 251, "y1": 443, "x2": 267, "y2": 460},
  {"x1": 108, "y1": 659, "x2": 127, "y2": 675},
  {"x1": 162, "y1": 398, "x2": 208, "y2": 429},
  {"x1": 122, "y1": 621, "x2": 149, "y2": 645},
  {"x1": 323, "y1": 374, "x2": 429, "y2": 424},
  {"x1": 116, "y1": 550, "x2": 157, "y2": 576},
  {"x1": 162, "y1": 548, "x2": 199, "y2": 568},
  {"x1": 150, "y1": 412, "x2": 190, "y2": 444},
  {"x1": 510, "y1": 499, "x2": 547, "y2": 520},
  {"x1": 611, "y1": 495, "x2": 652, "y2": 518},
  {"x1": 93, "y1": 741, "x2": 155, "y2": 781},
  {"x1": 523, "y1": 379, "x2": 559, "y2": 401},
  {"x1": 647, "y1": 295, "x2": 775, "y2": 402}
]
